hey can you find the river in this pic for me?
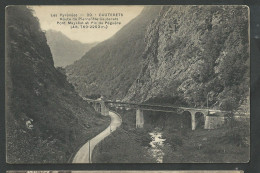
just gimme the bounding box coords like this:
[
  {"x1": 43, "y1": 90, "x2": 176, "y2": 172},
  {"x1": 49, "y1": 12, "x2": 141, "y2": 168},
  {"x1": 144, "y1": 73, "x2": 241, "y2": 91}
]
[{"x1": 147, "y1": 128, "x2": 166, "y2": 163}]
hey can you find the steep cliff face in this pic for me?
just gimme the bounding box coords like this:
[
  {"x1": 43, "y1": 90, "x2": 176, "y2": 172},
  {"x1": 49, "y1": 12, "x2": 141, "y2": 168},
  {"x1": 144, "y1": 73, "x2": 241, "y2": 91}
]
[
  {"x1": 66, "y1": 6, "x2": 161, "y2": 99},
  {"x1": 46, "y1": 30, "x2": 97, "y2": 67},
  {"x1": 6, "y1": 6, "x2": 109, "y2": 163},
  {"x1": 124, "y1": 6, "x2": 249, "y2": 111}
]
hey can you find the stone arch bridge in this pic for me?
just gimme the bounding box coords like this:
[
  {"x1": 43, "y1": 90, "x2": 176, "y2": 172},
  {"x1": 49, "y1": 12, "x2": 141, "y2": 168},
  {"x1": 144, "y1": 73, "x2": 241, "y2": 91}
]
[{"x1": 84, "y1": 98, "x2": 230, "y2": 130}]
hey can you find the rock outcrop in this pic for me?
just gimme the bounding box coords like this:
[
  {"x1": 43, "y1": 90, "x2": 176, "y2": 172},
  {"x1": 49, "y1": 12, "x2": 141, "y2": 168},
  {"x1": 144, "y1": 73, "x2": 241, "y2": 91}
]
[{"x1": 124, "y1": 6, "x2": 249, "y2": 111}]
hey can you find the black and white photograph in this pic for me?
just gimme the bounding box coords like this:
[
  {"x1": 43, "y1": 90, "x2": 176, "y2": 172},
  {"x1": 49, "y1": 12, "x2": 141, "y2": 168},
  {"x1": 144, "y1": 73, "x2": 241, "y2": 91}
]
[{"x1": 5, "y1": 5, "x2": 250, "y2": 164}]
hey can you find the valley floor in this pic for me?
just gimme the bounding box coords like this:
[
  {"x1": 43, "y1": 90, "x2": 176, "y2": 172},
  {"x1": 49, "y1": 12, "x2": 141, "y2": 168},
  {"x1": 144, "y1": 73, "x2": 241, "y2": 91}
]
[
  {"x1": 92, "y1": 109, "x2": 156, "y2": 163},
  {"x1": 162, "y1": 127, "x2": 250, "y2": 163},
  {"x1": 92, "y1": 109, "x2": 249, "y2": 163}
]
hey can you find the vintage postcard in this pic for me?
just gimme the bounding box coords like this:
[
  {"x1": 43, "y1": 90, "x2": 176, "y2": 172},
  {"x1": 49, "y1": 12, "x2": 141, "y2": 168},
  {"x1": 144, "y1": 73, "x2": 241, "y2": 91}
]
[{"x1": 6, "y1": 5, "x2": 249, "y2": 163}]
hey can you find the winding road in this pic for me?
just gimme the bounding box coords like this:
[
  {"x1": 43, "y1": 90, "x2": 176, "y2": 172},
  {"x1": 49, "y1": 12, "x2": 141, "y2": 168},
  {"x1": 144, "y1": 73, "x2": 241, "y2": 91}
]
[{"x1": 72, "y1": 111, "x2": 122, "y2": 163}]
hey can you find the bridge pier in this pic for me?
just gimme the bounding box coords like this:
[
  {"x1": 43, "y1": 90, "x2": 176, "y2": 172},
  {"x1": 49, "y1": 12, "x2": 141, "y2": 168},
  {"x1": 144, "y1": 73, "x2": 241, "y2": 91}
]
[
  {"x1": 186, "y1": 110, "x2": 208, "y2": 130},
  {"x1": 100, "y1": 101, "x2": 109, "y2": 116},
  {"x1": 204, "y1": 115, "x2": 225, "y2": 129},
  {"x1": 136, "y1": 108, "x2": 144, "y2": 128},
  {"x1": 93, "y1": 102, "x2": 101, "y2": 112},
  {"x1": 190, "y1": 111, "x2": 196, "y2": 130},
  {"x1": 91, "y1": 101, "x2": 109, "y2": 116}
]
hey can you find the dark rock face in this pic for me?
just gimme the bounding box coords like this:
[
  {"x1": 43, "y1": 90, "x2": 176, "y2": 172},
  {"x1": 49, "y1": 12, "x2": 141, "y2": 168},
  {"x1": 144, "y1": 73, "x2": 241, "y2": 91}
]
[
  {"x1": 46, "y1": 30, "x2": 97, "y2": 67},
  {"x1": 65, "y1": 6, "x2": 162, "y2": 99},
  {"x1": 6, "y1": 6, "x2": 108, "y2": 163},
  {"x1": 124, "y1": 6, "x2": 249, "y2": 111}
]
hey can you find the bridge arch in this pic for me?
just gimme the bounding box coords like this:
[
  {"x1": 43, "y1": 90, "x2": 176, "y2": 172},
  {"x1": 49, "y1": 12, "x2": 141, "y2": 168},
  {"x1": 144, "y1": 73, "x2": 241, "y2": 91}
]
[
  {"x1": 93, "y1": 102, "x2": 102, "y2": 113},
  {"x1": 195, "y1": 112, "x2": 205, "y2": 129},
  {"x1": 181, "y1": 111, "x2": 192, "y2": 129}
]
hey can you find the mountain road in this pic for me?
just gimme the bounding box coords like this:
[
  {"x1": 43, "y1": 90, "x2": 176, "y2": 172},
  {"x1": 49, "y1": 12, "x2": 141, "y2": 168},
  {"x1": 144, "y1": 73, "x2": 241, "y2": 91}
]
[{"x1": 72, "y1": 111, "x2": 122, "y2": 163}]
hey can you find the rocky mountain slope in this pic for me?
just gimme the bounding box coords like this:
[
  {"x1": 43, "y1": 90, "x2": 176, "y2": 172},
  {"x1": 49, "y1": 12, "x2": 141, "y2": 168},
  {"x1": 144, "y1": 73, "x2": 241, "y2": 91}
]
[
  {"x1": 123, "y1": 6, "x2": 249, "y2": 111},
  {"x1": 66, "y1": 6, "x2": 161, "y2": 99},
  {"x1": 46, "y1": 30, "x2": 97, "y2": 67},
  {"x1": 6, "y1": 6, "x2": 109, "y2": 163}
]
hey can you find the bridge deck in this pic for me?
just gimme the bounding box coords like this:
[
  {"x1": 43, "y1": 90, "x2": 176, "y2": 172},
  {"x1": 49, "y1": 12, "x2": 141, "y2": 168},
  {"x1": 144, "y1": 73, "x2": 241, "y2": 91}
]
[
  {"x1": 83, "y1": 98, "x2": 231, "y2": 113},
  {"x1": 107, "y1": 102, "x2": 230, "y2": 113}
]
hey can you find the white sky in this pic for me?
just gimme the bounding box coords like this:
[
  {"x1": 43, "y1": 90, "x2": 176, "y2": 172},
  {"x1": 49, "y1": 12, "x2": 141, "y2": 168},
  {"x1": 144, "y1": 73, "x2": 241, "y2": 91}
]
[{"x1": 30, "y1": 6, "x2": 144, "y2": 43}]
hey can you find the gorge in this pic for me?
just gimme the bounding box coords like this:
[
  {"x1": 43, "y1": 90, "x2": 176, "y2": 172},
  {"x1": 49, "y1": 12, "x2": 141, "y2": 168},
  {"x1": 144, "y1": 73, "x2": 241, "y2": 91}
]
[{"x1": 6, "y1": 5, "x2": 250, "y2": 163}]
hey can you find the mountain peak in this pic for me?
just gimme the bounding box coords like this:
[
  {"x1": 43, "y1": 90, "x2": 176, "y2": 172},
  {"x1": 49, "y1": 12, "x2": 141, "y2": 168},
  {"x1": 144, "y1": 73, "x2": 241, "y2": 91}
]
[
  {"x1": 45, "y1": 30, "x2": 98, "y2": 67},
  {"x1": 66, "y1": 6, "x2": 161, "y2": 99}
]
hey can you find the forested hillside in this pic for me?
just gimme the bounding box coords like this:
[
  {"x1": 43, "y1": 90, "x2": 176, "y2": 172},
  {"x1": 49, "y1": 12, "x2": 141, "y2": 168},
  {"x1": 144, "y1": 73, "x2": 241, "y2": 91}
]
[
  {"x1": 66, "y1": 6, "x2": 161, "y2": 99},
  {"x1": 46, "y1": 30, "x2": 97, "y2": 67},
  {"x1": 6, "y1": 6, "x2": 109, "y2": 163},
  {"x1": 124, "y1": 6, "x2": 249, "y2": 112},
  {"x1": 66, "y1": 6, "x2": 249, "y2": 112}
]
